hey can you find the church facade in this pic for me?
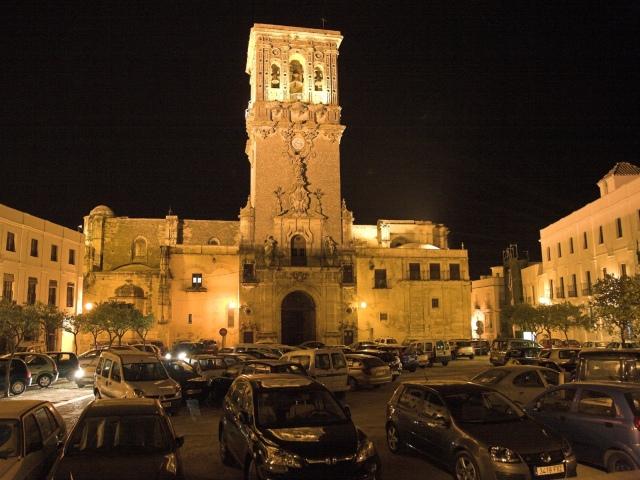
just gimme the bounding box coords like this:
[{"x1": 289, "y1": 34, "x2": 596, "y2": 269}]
[{"x1": 81, "y1": 24, "x2": 471, "y2": 349}]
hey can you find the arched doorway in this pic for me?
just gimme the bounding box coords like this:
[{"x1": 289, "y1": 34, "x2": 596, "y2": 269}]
[{"x1": 281, "y1": 291, "x2": 315, "y2": 346}]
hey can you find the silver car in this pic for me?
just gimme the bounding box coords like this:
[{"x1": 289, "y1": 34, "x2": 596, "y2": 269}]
[
  {"x1": 9, "y1": 353, "x2": 59, "y2": 388},
  {"x1": 471, "y1": 365, "x2": 562, "y2": 405}
]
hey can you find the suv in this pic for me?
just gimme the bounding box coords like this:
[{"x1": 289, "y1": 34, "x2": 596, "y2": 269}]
[
  {"x1": 410, "y1": 339, "x2": 451, "y2": 367},
  {"x1": 219, "y1": 374, "x2": 381, "y2": 479},
  {"x1": 448, "y1": 339, "x2": 475, "y2": 360},
  {"x1": 471, "y1": 340, "x2": 490, "y2": 356},
  {"x1": 490, "y1": 338, "x2": 541, "y2": 366},
  {"x1": 94, "y1": 350, "x2": 182, "y2": 412},
  {"x1": 576, "y1": 349, "x2": 640, "y2": 383}
]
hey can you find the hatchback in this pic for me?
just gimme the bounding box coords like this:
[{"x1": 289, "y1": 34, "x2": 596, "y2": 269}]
[
  {"x1": 0, "y1": 358, "x2": 32, "y2": 396},
  {"x1": 8, "y1": 352, "x2": 59, "y2": 388},
  {"x1": 386, "y1": 381, "x2": 577, "y2": 480},
  {"x1": 471, "y1": 365, "x2": 563, "y2": 405},
  {"x1": 346, "y1": 354, "x2": 392, "y2": 390},
  {"x1": 45, "y1": 351, "x2": 79, "y2": 381},
  {"x1": 527, "y1": 382, "x2": 640, "y2": 472},
  {"x1": 219, "y1": 374, "x2": 381, "y2": 479},
  {"x1": 48, "y1": 399, "x2": 184, "y2": 479}
]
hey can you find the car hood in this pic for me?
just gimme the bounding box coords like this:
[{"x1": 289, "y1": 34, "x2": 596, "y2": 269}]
[
  {"x1": 53, "y1": 453, "x2": 178, "y2": 479},
  {"x1": 128, "y1": 379, "x2": 178, "y2": 395},
  {"x1": 0, "y1": 457, "x2": 20, "y2": 479},
  {"x1": 262, "y1": 422, "x2": 358, "y2": 458},
  {"x1": 459, "y1": 418, "x2": 562, "y2": 454}
]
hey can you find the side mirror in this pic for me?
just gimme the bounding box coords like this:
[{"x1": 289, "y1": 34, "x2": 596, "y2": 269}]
[
  {"x1": 175, "y1": 436, "x2": 185, "y2": 448},
  {"x1": 343, "y1": 404, "x2": 352, "y2": 419}
]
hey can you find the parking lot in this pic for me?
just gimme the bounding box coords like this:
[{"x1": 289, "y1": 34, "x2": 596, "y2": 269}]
[{"x1": 3, "y1": 357, "x2": 620, "y2": 479}]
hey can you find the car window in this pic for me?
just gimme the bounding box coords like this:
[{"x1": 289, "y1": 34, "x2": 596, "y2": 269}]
[
  {"x1": 230, "y1": 381, "x2": 248, "y2": 409},
  {"x1": 624, "y1": 391, "x2": 640, "y2": 415},
  {"x1": 559, "y1": 350, "x2": 578, "y2": 360},
  {"x1": 582, "y1": 359, "x2": 623, "y2": 381},
  {"x1": 513, "y1": 371, "x2": 544, "y2": 387},
  {"x1": 397, "y1": 386, "x2": 424, "y2": 412},
  {"x1": 122, "y1": 362, "x2": 168, "y2": 381},
  {"x1": 291, "y1": 355, "x2": 311, "y2": 370},
  {"x1": 101, "y1": 359, "x2": 112, "y2": 378},
  {"x1": 315, "y1": 354, "x2": 331, "y2": 370},
  {"x1": 34, "y1": 407, "x2": 55, "y2": 439},
  {"x1": 539, "y1": 350, "x2": 551, "y2": 359},
  {"x1": 254, "y1": 365, "x2": 271, "y2": 374},
  {"x1": 95, "y1": 357, "x2": 104, "y2": 376},
  {"x1": 24, "y1": 414, "x2": 42, "y2": 454},
  {"x1": 473, "y1": 369, "x2": 509, "y2": 385},
  {"x1": 285, "y1": 364, "x2": 306, "y2": 375},
  {"x1": 538, "y1": 387, "x2": 576, "y2": 412},
  {"x1": 255, "y1": 388, "x2": 346, "y2": 428},
  {"x1": 111, "y1": 362, "x2": 122, "y2": 382},
  {"x1": 422, "y1": 392, "x2": 447, "y2": 419},
  {"x1": 0, "y1": 420, "x2": 19, "y2": 458},
  {"x1": 331, "y1": 353, "x2": 346, "y2": 369},
  {"x1": 540, "y1": 369, "x2": 560, "y2": 385},
  {"x1": 578, "y1": 390, "x2": 617, "y2": 417}
]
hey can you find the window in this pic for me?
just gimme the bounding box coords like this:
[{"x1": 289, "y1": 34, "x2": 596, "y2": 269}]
[
  {"x1": 540, "y1": 369, "x2": 560, "y2": 385},
  {"x1": 242, "y1": 262, "x2": 256, "y2": 283},
  {"x1": 2, "y1": 274, "x2": 14, "y2": 301},
  {"x1": 409, "y1": 263, "x2": 421, "y2": 280},
  {"x1": 315, "y1": 353, "x2": 331, "y2": 370},
  {"x1": 111, "y1": 362, "x2": 121, "y2": 382},
  {"x1": 578, "y1": 390, "x2": 616, "y2": 417},
  {"x1": 570, "y1": 274, "x2": 577, "y2": 297},
  {"x1": 133, "y1": 238, "x2": 146, "y2": 258},
  {"x1": 538, "y1": 387, "x2": 576, "y2": 412},
  {"x1": 227, "y1": 307, "x2": 235, "y2": 328},
  {"x1": 583, "y1": 232, "x2": 588, "y2": 249},
  {"x1": 191, "y1": 273, "x2": 202, "y2": 288},
  {"x1": 398, "y1": 386, "x2": 424, "y2": 411},
  {"x1": 331, "y1": 353, "x2": 346, "y2": 369},
  {"x1": 450, "y1": 264, "x2": 461, "y2": 280},
  {"x1": 559, "y1": 277, "x2": 565, "y2": 298},
  {"x1": 374, "y1": 269, "x2": 387, "y2": 288},
  {"x1": 66, "y1": 283, "x2": 75, "y2": 308},
  {"x1": 513, "y1": 371, "x2": 543, "y2": 387},
  {"x1": 34, "y1": 408, "x2": 55, "y2": 439},
  {"x1": 50, "y1": 245, "x2": 58, "y2": 262},
  {"x1": 30, "y1": 238, "x2": 39, "y2": 257},
  {"x1": 621, "y1": 264, "x2": 627, "y2": 277},
  {"x1": 546, "y1": 246, "x2": 551, "y2": 261},
  {"x1": 23, "y1": 414, "x2": 42, "y2": 454},
  {"x1": 101, "y1": 359, "x2": 112, "y2": 378},
  {"x1": 379, "y1": 312, "x2": 388, "y2": 321},
  {"x1": 616, "y1": 218, "x2": 623, "y2": 238},
  {"x1": 291, "y1": 355, "x2": 310, "y2": 369},
  {"x1": 291, "y1": 235, "x2": 306, "y2": 266},
  {"x1": 431, "y1": 298, "x2": 439, "y2": 309},
  {"x1": 5, "y1": 231, "x2": 15, "y2": 252},
  {"x1": 549, "y1": 279, "x2": 554, "y2": 300},
  {"x1": 341, "y1": 264, "x2": 354, "y2": 284},
  {"x1": 598, "y1": 226, "x2": 604, "y2": 244},
  {"x1": 48, "y1": 280, "x2": 57, "y2": 306},
  {"x1": 429, "y1": 263, "x2": 441, "y2": 280},
  {"x1": 27, "y1": 277, "x2": 37, "y2": 304},
  {"x1": 585, "y1": 271, "x2": 592, "y2": 295},
  {"x1": 557, "y1": 242, "x2": 562, "y2": 258},
  {"x1": 187, "y1": 314, "x2": 192, "y2": 325},
  {"x1": 68, "y1": 249, "x2": 76, "y2": 265},
  {"x1": 569, "y1": 237, "x2": 574, "y2": 254}
]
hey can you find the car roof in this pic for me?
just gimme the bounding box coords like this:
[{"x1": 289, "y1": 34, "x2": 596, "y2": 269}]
[
  {"x1": 246, "y1": 359, "x2": 297, "y2": 366},
  {"x1": 401, "y1": 380, "x2": 493, "y2": 395},
  {"x1": 0, "y1": 400, "x2": 49, "y2": 418},
  {"x1": 561, "y1": 381, "x2": 640, "y2": 392},
  {"x1": 84, "y1": 398, "x2": 162, "y2": 417},
  {"x1": 580, "y1": 349, "x2": 640, "y2": 356},
  {"x1": 241, "y1": 373, "x2": 317, "y2": 390},
  {"x1": 102, "y1": 351, "x2": 158, "y2": 362},
  {"x1": 480, "y1": 365, "x2": 557, "y2": 373}
]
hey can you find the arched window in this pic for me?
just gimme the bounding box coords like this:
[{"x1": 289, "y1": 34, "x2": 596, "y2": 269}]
[
  {"x1": 207, "y1": 237, "x2": 221, "y2": 246},
  {"x1": 270, "y1": 63, "x2": 281, "y2": 89},
  {"x1": 314, "y1": 66, "x2": 324, "y2": 91},
  {"x1": 289, "y1": 59, "x2": 304, "y2": 99},
  {"x1": 291, "y1": 235, "x2": 306, "y2": 266},
  {"x1": 133, "y1": 238, "x2": 147, "y2": 258}
]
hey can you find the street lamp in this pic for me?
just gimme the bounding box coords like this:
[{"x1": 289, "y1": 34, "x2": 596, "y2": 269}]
[{"x1": 84, "y1": 302, "x2": 94, "y2": 312}]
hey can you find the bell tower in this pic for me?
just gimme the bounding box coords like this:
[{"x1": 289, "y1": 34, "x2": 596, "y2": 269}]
[{"x1": 241, "y1": 24, "x2": 345, "y2": 262}]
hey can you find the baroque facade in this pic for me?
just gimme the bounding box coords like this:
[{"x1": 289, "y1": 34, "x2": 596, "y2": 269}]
[{"x1": 81, "y1": 24, "x2": 471, "y2": 349}]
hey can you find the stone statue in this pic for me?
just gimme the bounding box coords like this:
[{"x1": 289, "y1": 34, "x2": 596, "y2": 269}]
[
  {"x1": 264, "y1": 235, "x2": 277, "y2": 267},
  {"x1": 324, "y1": 235, "x2": 338, "y2": 264}
]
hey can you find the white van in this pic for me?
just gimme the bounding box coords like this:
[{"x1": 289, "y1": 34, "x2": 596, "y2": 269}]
[
  {"x1": 281, "y1": 348, "x2": 349, "y2": 394},
  {"x1": 410, "y1": 339, "x2": 452, "y2": 367},
  {"x1": 94, "y1": 350, "x2": 182, "y2": 412}
]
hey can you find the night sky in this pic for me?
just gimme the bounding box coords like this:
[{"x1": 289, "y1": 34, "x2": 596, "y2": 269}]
[{"x1": 3, "y1": 1, "x2": 639, "y2": 277}]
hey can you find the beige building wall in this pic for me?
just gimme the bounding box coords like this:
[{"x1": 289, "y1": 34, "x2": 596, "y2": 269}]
[
  {"x1": 0, "y1": 203, "x2": 84, "y2": 351},
  {"x1": 470, "y1": 266, "x2": 505, "y2": 339}
]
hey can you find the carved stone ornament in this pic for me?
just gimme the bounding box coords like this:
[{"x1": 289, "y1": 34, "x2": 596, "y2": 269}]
[
  {"x1": 291, "y1": 271, "x2": 308, "y2": 282},
  {"x1": 272, "y1": 47, "x2": 280, "y2": 56},
  {"x1": 314, "y1": 51, "x2": 324, "y2": 60},
  {"x1": 256, "y1": 126, "x2": 276, "y2": 139}
]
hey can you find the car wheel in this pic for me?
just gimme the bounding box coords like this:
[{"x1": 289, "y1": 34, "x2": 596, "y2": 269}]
[
  {"x1": 219, "y1": 429, "x2": 235, "y2": 467},
  {"x1": 606, "y1": 451, "x2": 637, "y2": 472},
  {"x1": 455, "y1": 451, "x2": 481, "y2": 480},
  {"x1": 94, "y1": 389, "x2": 101, "y2": 399},
  {"x1": 37, "y1": 374, "x2": 53, "y2": 388},
  {"x1": 348, "y1": 377, "x2": 358, "y2": 391},
  {"x1": 386, "y1": 422, "x2": 404, "y2": 454},
  {"x1": 10, "y1": 380, "x2": 26, "y2": 396},
  {"x1": 469, "y1": 355, "x2": 475, "y2": 360},
  {"x1": 442, "y1": 361, "x2": 448, "y2": 366}
]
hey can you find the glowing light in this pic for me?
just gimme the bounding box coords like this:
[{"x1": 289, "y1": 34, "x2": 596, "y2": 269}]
[
  {"x1": 228, "y1": 301, "x2": 237, "y2": 309},
  {"x1": 84, "y1": 302, "x2": 94, "y2": 311},
  {"x1": 538, "y1": 297, "x2": 551, "y2": 306},
  {"x1": 359, "y1": 301, "x2": 367, "y2": 309}
]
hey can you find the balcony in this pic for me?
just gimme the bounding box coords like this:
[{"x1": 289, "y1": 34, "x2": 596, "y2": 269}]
[
  {"x1": 567, "y1": 286, "x2": 578, "y2": 298},
  {"x1": 555, "y1": 288, "x2": 566, "y2": 299},
  {"x1": 581, "y1": 283, "x2": 593, "y2": 296}
]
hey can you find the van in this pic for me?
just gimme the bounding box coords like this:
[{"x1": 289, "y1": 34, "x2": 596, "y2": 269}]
[
  {"x1": 281, "y1": 348, "x2": 349, "y2": 394},
  {"x1": 576, "y1": 349, "x2": 640, "y2": 383},
  {"x1": 94, "y1": 350, "x2": 182, "y2": 412},
  {"x1": 490, "y1": 338, "x2": 540, "y2": 366},
  {"x1": 410, "y1": 339, "x2": 451, "y2": 367}
]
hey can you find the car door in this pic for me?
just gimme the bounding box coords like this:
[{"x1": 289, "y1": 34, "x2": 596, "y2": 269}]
[
  {"x1": 109, "y1": 360, "x2": 125, "y2": 397},
  {"x1": 530, "y1": 385, "x2": 577, "y2": 438},
  {"x1": 33, "y1": 406, "x2": 62, "y2": 474},
  {"x1": 224, "y1": 381, "x2": 250, "y2": 463},
  {"x1": 394, "y1": 385, "x2": 425, "y2": 450},
  {"x1": 510, "y1": 369, "x2": 546, "y2": 405},
  {"x1": 97, "y1": 358, "x2": 113, "y2": 397},
  {"x1": 20, "y1": 412, "x2": 46, "y2": 480},
  {"x1": 413, "y1": 391, "x2": 450, "y2": 460}
]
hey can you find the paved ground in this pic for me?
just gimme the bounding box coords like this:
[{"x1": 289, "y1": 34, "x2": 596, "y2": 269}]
[{"x1": 2, "y1": 356, "x2": 629, "y2": 479}]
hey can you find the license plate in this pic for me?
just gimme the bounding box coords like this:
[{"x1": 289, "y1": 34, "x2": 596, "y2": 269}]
[
  {"x1": 535, "y1": 464, "x2": 564, "y2": 476},
  {"x1": 161, "y1": 401, "x2": 171, "y2": 407}
]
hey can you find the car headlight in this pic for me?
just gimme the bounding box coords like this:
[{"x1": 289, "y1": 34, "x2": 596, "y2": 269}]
[
  {"x1": 264, "y1": 445, "x2": 303, "y2": 473},
  {"x1": 356, "y1": 438, "x2": 376, "y2": 463},
  {"x1": 133, "y1": 388, "x2": 145, "y2": 398},
  {"x1": 164, "y1": 353, "x2": 172, "y2": 360},
  {"x1": 177, "y1": 352, "x2": 187, "y2": 360},
  {"x1": 561, "y1": 438, "x2": 572, "y2": 457},
  {"x1": 74, "y1": 367, "x2": 85, "y2": 379},
  {"x1": 489, "y1": 446, "x2": 521, "y2": 463}
]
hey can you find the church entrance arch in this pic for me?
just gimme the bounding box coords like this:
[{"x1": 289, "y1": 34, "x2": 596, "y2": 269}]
[{"x1": 281, "y1": 291, "x2": 316, "y2": 346}]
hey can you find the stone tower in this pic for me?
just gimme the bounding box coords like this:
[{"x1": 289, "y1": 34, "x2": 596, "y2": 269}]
[{"x1": 239, "y1": 24, "x2": 351, "y2": 344}]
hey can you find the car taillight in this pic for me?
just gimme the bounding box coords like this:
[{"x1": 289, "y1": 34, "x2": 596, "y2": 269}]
[
  {"x1": 634, "y1": 417, "x2": 640, "y2": 430},
  {"x1": 27, "y1": 370, "x2": 32, "y2": 378}
]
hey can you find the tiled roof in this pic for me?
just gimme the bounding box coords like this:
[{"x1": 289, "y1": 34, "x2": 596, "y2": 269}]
[{"x1": 606, "y1": 162, "x2": 640, "y2": 176}]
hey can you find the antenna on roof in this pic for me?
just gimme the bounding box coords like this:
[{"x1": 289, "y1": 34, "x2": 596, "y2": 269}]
[{"x1": 321, "y1": 17, "x2": 326, "y2": 29}]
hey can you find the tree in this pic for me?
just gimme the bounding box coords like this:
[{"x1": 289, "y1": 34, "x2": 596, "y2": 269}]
[
  {"x1": 501, "y1": 303, "x2": 542, "y2": 338},
  {"x1": 92, "y1": 301, "x2": 142, "y2": 346},
  {"x1": 590, "y1": 274, "x2": 640, "y2": 343},
  {"x1": 63, "y1": 314, "x2": 88, "y2": 354},
  {"x1": 535, "y1": 305, "x2": 556, "y2": 340},
  {"x1": 549, "y1": 302, "x2": 587, "y2": 340},
  {"x1": 25, "y1": 302, "x2": 64, "y2": 351},
  {"x1": 81, "y1": 309, "x2": 106, "y2": 349},
  {"x1": 133, "y1": 313, "x2": 154, "y2": 344}
]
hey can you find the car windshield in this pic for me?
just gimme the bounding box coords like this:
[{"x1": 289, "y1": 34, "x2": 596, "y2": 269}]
[
  {"x1": 67, "y1": 415, "x2": 170, "y2": 455},
  {"x1": 198, "y1": 358, "x2": 223, "y2": 371},
  {"x1": 456, "y1": 341, "x2": 471, "y2": 347},
  {"x1": 122, "y1": 362, "x2": 168, "y2": 381},
  {"x1": 444, "y1": 390, "x2": 524, "y2": 424},
  {"x1": 0, "y1": 420, "x2": 19, "y2": 459},
  {"x1": 272, "y1": 364, "x2": 306, "y2": 375},
  {"x1": 472, "y1": 369, "x2": 509, "y2": 385},
  {"x1": 256, "y1": 388, "x2": 348, "y2": 428}
]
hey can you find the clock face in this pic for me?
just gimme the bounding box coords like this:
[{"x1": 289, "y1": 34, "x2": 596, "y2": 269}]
[{"x1": 291, "y1": 136, "x2": 305, "y2": 150}]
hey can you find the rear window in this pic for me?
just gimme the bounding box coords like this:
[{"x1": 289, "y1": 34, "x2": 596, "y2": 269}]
[
  {"x1": 315, "y1": 354, "x2": 331, "y2": 370},
  {"x1": 473, "y1": 369, "x2": 509, "y2": 385},
  {"x1": 457, "y1": 341, "x2": 471, "y2": 347},
  {"x1": 331, "y1": 353, "x2": 346, "y2": 369},
  {"x1": 362, "y1": 356, "x2": 385, "y2": 368},
  {"x1": 624, "y1": 392, "x2": 640, "y2": 415},
  {"x1": 583, "y1": 359, "x2": 623, "y2": 381}
]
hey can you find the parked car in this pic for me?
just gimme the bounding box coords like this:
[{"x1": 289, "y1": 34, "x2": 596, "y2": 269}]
[
  {"x1": 185, "y1": 354, "x2": 230, "y2": 380},
  {"x1": 129, "y1": 343, "x2": 162, "y2": 356},
  {"x1": 374, "y1": 337, "x2": 401, "y2": 347},
  {"x1": 607, "y1": 341, "x2": 640, "y2": 349},
  {"x1": 7, "y1": 352, "x2": 59, "y2": 388},
  {"x1": 74, "y1": 349, "x2": 104, "y2": 388},
  {"x1": 538, "y1": 338, "x2": 565, "y2": 349},
  {"x1": 471, "y1": 340, "x2": 490, "y2": 356},
  {"x1": 397, "y1": 345, "x2": 419, "y2": 372},
  {"x1": 346, "y1": 354, "x2": 392, "y2": 390},
  {"x1": 582, "y1": 341, "x2": 608, "y2": 349},
  {"x1": 349, "y1": 341, "x2": 380, "y2": 350},
  {"x1": 471, "y1": 365, "x2": 563, "y2": 405},
  {"x1": 575, "y1": 349, "x2": 640, "y2": 383},
  {"x1": 527, "y1": 382, "x2": 640, "y2": 472},
  {"x1": 386, "y1": 381, "x2": 577, "y2": 480},
  {"x1": 537, "y1": 348, "x2": 580, "y2": 375},
  {"x1": 410, "y1": 339, "x2": 451, "y2": 367},
  {"x1": 162, "y1": 359, "x2": 211, "y2": 403},
  {"x1": 356, "y1": 349, "x2": 402, "y2": 380},
  {"x1": 0, "y1": 400, "x2": 66, "y2": 479},
  {"x1": 167, "y1": 341, "x2": 204, "y2": 360},
  {"x1": 94, "y1": 350, "x2": 181, "y2": 413},
  {"x1": 219, "y1": 374, "x2": 381, "y2": 479},
  {"x1": 298, "y1": 341, "x2": 326, "y2": 349},
  {"x1": 489, "y1": 338, "x2": 541, "y2": 366},
  {"x1": 45, "y1": 352, "x2": 79, "y2": 381},
  {"x1": 448, "y1": 339, "x2": 475, "y2": 360},
  {"x1": 0, "y1": 357, "x2": 32, "y2": 396},
  {"x1": 282, "y1": 348, "x2": 350, "y2": 394},
  {"x1": 48, "y1": 399, "x2": 185, "y2": 479},
  {"x1": 198, "y1": 338, "x2": 218, "y2": 354},
  {"x1": 562, "y1": 339, "x2": 581, "y2": 348}
]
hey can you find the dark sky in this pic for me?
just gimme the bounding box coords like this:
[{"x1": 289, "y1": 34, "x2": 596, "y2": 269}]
[{"x1": 3, "y1": 1, "x2": 639, "y2": 278}]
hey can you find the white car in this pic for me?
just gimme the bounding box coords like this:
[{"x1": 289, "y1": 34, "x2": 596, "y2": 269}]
[{"x1": 471, "y1": 365, "x2": 564, "y2": 405}]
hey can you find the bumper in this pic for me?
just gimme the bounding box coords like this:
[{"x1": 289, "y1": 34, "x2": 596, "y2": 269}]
[
  {"x1": 478, "y1": 453, "x2": 577, "y2": 480},
  {"x1": 257, "y1": 456, "x2": 380, "y2": 480},
  {"x1": 361, "y1": 374, "x2": 392, "y2": 386},
  {"x1": 158, "y1": 396, "x2": 182, "y2": 411}
]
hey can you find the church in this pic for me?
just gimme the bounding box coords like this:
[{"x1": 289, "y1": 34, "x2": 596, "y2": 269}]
[{"x1": 81, "y1": 24, "x2": 471, "y2": 349}]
